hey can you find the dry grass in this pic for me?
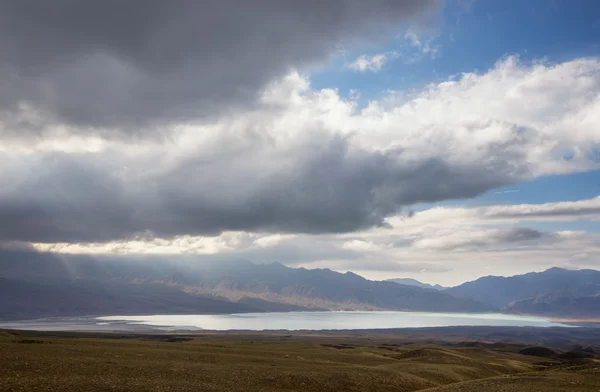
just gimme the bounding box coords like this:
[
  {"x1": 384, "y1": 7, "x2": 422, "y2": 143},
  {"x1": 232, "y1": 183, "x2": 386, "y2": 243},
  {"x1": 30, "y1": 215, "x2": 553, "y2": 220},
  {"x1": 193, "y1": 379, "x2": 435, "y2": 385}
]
[{"x1": 0, "y1": 330, "x2": 598, "y2": 392}]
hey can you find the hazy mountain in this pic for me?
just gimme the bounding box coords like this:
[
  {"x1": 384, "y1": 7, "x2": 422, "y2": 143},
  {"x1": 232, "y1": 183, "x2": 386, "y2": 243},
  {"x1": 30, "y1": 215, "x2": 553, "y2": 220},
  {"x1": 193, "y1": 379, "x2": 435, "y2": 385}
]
[
  {"x1": 506, "y1": 294, "x2": 600, "y2": 318},
  {"x1": 386, "y1": 278, "x2": 446, "y2": 291},
  {"x1": 6, "y1": 251, "x2": 598, "y2": 320},
  {"x1": 446, "y1": 267, "x2": 600, "y2": 315},
  {"x1": 0, "y1": 277, "x2": 257, "y2": 320},
  {"x1": 0, "y1": 251, "x2": 492, "y2": 319}
]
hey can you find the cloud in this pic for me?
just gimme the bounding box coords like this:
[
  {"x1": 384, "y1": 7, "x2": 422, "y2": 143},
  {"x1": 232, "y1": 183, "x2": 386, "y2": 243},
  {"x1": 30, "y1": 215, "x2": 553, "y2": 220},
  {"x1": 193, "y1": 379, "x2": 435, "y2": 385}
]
[
  {"x1": 0, "y1": 0, "x2": 440, "y2": 134},
  {"x1": 402, "y1": 196, "x2": 600, "y2": 229},
  {"x1": 347, "y1": 51, "x2": 400, "y2": 72},
  {"x1": 307, "y1": 259, "x2": 452, "y2": 273},
  {"x1": 0, "y1": 137, "x2": 512, "y2": 243},
  {"x1": 412, "y1": 227, "x2": 550, "y2": 251},
  {"x1": 402, "y1": 30, "x2": 439, "y2": 61},
  {"x1": 346, "y1": 30, "x2": 439, "y2": 71},
  {"x1": 478, "y1": 196, "x2": 600, "y2": 220},
  {"x1": 1, "y1": 57, "x2": 600, "y2": 243},
  {"x1": 26, "y1": 195, "x2": 600, "y2": 285}
]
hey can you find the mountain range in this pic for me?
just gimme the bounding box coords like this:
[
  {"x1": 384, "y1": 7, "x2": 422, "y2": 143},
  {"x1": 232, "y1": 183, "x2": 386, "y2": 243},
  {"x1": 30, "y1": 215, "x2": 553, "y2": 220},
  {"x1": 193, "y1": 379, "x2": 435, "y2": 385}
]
[
  {"x1": 447, "y1": 267, "x2": 600, "y2": 317},
  {"x1": 1, "y1": 251, "x2": 599, "y2": 320},
  {"x1": 0, "y1": 251, "x2": 490, "y2": 320}
]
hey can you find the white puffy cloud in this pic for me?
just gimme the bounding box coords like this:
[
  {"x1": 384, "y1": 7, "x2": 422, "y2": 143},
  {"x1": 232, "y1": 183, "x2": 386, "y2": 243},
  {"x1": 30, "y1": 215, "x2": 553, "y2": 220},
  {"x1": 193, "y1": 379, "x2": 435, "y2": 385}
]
[
  {"x1": 347, "y1": 51, "x2": 400, "y2": 72},
  {"x1": 351, "y1": 56, "x2": 600, "y2": 173}
]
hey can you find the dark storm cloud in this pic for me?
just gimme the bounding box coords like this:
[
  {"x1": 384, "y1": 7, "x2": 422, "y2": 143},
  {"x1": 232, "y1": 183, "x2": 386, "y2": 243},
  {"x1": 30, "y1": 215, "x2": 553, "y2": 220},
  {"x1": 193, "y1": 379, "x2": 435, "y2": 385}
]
[
  {"x1": 0, "y1": 0, "x2": 440, "y2": 134},
  {"x1": 0, "y1": 132, "x2": 519, "y2": 243}
]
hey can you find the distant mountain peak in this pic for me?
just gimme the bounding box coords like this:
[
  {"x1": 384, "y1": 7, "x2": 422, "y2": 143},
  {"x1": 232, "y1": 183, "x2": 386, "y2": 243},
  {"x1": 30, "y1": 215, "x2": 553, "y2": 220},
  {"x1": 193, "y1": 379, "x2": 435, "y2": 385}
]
[
  {"x1": 267, "y1": 261, "x2": 287, "y2": 268},
  {"x1": 344, "y1": 271, "x2": 366, "y2": 280},
  {"x1": 344, "y1": 271, "x2": 360, "y2": 276},
  {"x1": 544, "y1": 267, "x2": 569, "y2": 273},
  {"x1": 385, "y1": 278, "x2": 446, "y2": 291}
]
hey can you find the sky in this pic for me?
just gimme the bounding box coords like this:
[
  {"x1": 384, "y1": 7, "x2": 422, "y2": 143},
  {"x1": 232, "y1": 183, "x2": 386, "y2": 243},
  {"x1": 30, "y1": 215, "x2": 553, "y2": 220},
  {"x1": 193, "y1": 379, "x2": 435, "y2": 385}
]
[{"x1": 1, "y1": 0, "x2": 599, "y2": 286}]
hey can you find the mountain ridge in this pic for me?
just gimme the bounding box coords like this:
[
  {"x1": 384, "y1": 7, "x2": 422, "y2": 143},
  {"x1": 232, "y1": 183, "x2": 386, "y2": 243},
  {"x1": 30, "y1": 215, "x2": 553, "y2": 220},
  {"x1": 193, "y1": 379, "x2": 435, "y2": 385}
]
[
  {"x1": 446, "y1": 267, "x2": 600, "y2": 316},
  {"x1": 386, "y1": 278, "x2": 446, "y2": 291},
  {"x1": 2, "y1": 251, "x2": 598, "y2": 320},
  {"x1": 0, "y1": 251, "x2": 493, "y2": 320}
]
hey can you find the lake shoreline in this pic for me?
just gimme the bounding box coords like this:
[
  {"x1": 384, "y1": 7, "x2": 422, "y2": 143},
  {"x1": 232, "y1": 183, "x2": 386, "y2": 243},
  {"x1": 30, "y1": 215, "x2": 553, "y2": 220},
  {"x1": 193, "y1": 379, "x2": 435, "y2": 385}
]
[
  {"x1": 2, "y1": 324, "x2": 600, "y2": 350},
  {"x1": 4, "y1": 308, "x2": 600, "y2": 326},
  {"x1": 0, "y1": 311, "x2": 577, "y2": 333}
]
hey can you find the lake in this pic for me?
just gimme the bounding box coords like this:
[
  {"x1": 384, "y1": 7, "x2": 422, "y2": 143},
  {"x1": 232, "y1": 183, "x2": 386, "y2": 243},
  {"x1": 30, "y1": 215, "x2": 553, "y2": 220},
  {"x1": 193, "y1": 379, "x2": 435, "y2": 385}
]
[
  {"x1": 0, "y1": 311, "x2": 570, "y2": 332},
  {"x1": 96, "y1": 312, "x2": 569, "y2": 331}
]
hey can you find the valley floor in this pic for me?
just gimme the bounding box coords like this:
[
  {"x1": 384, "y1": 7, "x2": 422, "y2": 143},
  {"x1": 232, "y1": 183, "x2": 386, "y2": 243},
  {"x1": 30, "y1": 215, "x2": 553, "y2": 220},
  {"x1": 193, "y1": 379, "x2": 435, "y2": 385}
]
[{"x1": 1, "y1": 328, "x2": 599, "y2": 392}]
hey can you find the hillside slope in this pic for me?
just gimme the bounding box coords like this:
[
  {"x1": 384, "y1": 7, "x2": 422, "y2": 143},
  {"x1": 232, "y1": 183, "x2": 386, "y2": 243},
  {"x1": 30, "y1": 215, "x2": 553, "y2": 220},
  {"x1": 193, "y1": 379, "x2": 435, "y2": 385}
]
[{"x1": 507, "y1": 294, "x2": 600, "y2": 317}]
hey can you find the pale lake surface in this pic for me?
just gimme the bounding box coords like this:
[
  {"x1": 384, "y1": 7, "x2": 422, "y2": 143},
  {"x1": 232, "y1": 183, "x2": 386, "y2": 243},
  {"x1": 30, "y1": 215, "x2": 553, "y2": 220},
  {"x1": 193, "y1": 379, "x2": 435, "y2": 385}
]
[{"x1": 0, "y1": 311, "x2": 570, "y2": 332}]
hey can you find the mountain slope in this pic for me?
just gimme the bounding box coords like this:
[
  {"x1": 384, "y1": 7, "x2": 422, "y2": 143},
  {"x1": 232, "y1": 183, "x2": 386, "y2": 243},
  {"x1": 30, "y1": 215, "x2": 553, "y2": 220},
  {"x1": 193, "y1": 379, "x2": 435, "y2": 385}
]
[
  {"x1": 0, "y1": 277, "x2": 258, "y2": 320},
  {"x1": 446, "y1": 267, "x2": 600, "y2": 312},
  {"x1": 507, "y1": 294, "x2": 600, "y2": 318},
  {"x1": 0, "y1": 251, "x2": 493, "y2": 319},
  {"x1": 183, "y1": 265, "x2": 491, "y2": 312},
  {"x1": 386, "y1": 278, "x2": 446, "y2": 290}
]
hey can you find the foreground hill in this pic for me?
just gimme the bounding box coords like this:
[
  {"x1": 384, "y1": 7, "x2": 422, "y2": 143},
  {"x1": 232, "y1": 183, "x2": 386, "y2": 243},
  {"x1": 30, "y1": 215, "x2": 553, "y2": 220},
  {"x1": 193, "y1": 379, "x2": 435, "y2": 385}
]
[
  {"x1": 446, "y1": 267, "x2": 600, "y2": 316},
  {"x1": 0, "y1": 251, "x2": 491, "y2": 319},
  {"x1": 1, "y1": 329, "x2": 599, "y2": 392}
]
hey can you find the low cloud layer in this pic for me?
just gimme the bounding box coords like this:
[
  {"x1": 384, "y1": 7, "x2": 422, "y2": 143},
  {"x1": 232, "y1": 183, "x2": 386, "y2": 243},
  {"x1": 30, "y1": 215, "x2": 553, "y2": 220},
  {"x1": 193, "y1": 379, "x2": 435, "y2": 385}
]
[
  {"x1": 1, "y1": 57, "x2": 600, "y2": 243},
  {"x1": 0, "y1": 0, "x2": 439, "y2": 134},
  {"x1": 412, "y1": 227, "x2": 549, "y2": 251},
  {"x1": 30, "y1": 196, "x2": 600, "y2": 285},
  {"x1": 479, "y1": 196, "x2": 600, "y2": 220}
]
